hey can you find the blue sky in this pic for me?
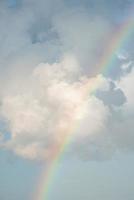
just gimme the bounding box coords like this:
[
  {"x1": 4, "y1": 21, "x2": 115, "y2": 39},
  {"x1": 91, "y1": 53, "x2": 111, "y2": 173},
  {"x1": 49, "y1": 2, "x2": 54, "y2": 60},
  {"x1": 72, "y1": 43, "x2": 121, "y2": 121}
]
[{"x1": 0, "y1": 0, "x2": 134, "y2": 199}]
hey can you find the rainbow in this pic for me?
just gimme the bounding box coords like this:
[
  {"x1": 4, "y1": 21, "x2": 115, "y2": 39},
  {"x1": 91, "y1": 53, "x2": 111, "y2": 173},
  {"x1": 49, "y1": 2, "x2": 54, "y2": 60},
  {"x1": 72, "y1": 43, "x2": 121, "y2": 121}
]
[{"x1": 34, "y1": 15, "x2": 134, "y2": 200}]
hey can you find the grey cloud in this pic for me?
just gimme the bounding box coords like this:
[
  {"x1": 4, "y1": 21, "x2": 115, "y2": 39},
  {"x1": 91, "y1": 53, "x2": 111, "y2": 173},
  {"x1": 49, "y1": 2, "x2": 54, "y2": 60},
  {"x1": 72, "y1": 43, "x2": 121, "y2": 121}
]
[
  {"x1": 96, "y1": 81, "x2": 126, "y2": 107},
  {"x1": 70, "y1": 67, "x2": 134, "y2": 161}
]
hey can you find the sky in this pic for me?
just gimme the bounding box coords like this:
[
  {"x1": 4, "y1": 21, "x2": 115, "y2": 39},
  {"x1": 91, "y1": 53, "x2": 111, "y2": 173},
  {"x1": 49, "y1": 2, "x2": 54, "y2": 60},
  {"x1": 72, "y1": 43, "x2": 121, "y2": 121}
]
[{"x1": 0, "y1": 0, "x2": 134, "y2": 199}]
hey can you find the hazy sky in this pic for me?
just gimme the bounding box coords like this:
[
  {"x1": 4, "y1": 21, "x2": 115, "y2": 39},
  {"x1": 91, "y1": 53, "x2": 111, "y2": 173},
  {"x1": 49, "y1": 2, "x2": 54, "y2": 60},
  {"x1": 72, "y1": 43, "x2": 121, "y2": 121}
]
[{"x1": 0, "y1": 0, "x2": 134, "y2": 199}]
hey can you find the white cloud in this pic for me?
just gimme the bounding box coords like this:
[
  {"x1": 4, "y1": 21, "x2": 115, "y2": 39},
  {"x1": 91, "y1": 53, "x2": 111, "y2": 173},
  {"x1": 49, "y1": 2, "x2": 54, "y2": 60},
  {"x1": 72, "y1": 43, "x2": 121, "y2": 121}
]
[
  {"x1": 0, "y1": 1, "x2": 134, "y2": 162},
  {"x1": 116, "y1": 52, "x2": 128, "y2": 61},
  {"x1": 117, "y1": 67, "x2": 134, "y2": 112},
  {"x1": 121, "y1": 61, "x2": 132, "y2": 71},
  {"x1": 1, "y1": 55, "x2": 134, "y2": 161},
  {"x1": 69, "y1": 66, "x2": 134, "y2": 161},
  {"x1": 0, "y1": 55, "x2": 109, "y2": 160}
]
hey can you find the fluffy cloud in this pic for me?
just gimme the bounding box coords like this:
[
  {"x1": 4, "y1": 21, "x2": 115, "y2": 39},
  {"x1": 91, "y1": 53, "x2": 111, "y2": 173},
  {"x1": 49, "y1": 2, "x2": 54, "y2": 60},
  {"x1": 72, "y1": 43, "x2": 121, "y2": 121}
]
[
  {"x1": 0, "y1": 55, "x2": 134, "y2": 161},
  {"x1": 117, "y1": 67, "x2": 134, "y2": 112},
  {"x1": 69, "y1": 63, "x2": 134, "y2": 161},
  {"x1": 0, "y1": 55, "x2": 110, "y2": 160},
  {"x1": 0, "y1": 1, "x2": 134, "y2": 162}
]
